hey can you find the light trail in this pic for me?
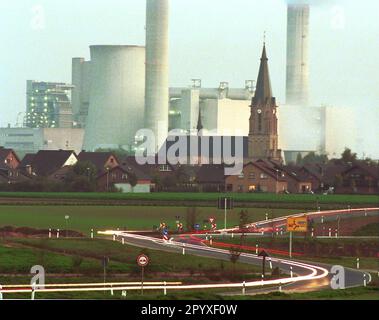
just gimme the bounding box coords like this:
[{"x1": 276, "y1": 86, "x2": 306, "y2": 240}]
[{"x1": 225, "y1": 207, "x2": 379, "y2": 232}]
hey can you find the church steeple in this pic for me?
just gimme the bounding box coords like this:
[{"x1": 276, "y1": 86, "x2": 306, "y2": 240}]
[
  {"x1": 253, "y1": 44, "x2": 273, "y2": 106},
  {"x1": 248, "y1": 42, "x2": 282, "y2": 163}
]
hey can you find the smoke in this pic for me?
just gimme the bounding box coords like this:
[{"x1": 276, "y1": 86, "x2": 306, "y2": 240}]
[{"x1": 285, "y1": 0, "x2": 336, "y2": 6}]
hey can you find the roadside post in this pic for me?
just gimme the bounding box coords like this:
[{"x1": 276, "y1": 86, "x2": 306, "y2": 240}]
[
  {"x1": 242, "y1": 281, "x2": 246, "y2": 295},
  {"x1": 182, "y1": 243, "x2": 186, "y2": 255},
  {"x1": 357, "y1": 258, "x2": 360, "y2": 269},
  {"x1": 269, "y1": 258, "x2": 273, "y2": 270},
  {"x1": 137, "y1": 254, "x2": 150, "y2": 295},
  {"x1": 255, "y1": 244, "x2": 259, "y2": 255},
  {"x1": 210, "y1": 236, "x2": 213, "y2": 246},
  {"x1": 48, "y1": 228, "x2": 52, "y2": 239},
  {"x1": 57, "y1": 229, "x2": 60, "y2": 239},
  {"x1": 363, "y1": 274, "x2": 367, "y2": 287},
  {"x1": 290, "y1": 266, "x2": 293, "y2": 278},
  {"x1": 122, "y1": 237, "x2": 125, "y2": 245},
  {"x1": 328, "y1": 228, "x2": 332, "y2": 238},
  {"x1": 286, "y1": 216, "x2": 308, "y2": 259},
  {"x1": 0, "y1": 285, "x2": 3, "y2": 300},
  {"x1": 91, "y1": 229, "x2": 94, "y2": 239}
]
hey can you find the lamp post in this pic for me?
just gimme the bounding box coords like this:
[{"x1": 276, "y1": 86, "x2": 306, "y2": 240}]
[
  {"x1": 106, "y1": 167, "x2": 110, "y2": 192},
  {"x1": 65, "y1": 215, "x2": 70, "y2": 238},
  {"x1": 276, "y1": 170, "x2": 279, "y2": 194}
]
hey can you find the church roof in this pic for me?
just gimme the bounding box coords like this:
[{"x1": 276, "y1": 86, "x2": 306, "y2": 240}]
[{"x1": 252, "y1": 44, "x2": 273, "y2": 105}]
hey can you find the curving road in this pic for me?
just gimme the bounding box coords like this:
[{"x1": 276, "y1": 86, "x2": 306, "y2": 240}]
[{"x1": 99, "y1": 230, "x2": 372, "y2": 296}]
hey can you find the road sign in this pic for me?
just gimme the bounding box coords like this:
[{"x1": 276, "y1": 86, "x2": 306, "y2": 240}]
[
  {"x1": 194, "y1": 224, "x2": 200, "y2": 231},
  {"x1": 209, "y1": 217, "x2": 216, "y2": 224},
  {"x1": 287, "y1": 216, "x2": 308, "y2": 232},
  {"x1": 137, "y1": 254, "x2": 149, "y2": 267}
]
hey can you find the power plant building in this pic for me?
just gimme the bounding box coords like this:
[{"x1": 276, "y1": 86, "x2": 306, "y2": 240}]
[
  {"x1": 169, "y1": 81, "x2": 254, "y2": 136},
  {"x1": 25, "y1": 81, "x2": 74, "y2": 129},
  {"x1": 0, "y1": 127, "x2": 84, "y2": 158}
]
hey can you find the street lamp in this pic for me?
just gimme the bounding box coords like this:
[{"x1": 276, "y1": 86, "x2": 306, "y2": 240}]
[
  {"x1": 106, "y1": 167, "x2": 110, "y2": 192},
  {"x1": 65, "y1": 215, "x2": 70, "y2": 238},
  {"x1": 275, "y1": 170, "x2": 279, "y2": 194}
]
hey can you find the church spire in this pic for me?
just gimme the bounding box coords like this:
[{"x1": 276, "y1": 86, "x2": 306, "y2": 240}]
[{"x1": 253, "y1": 43, "x2": 272, "y2": 105}]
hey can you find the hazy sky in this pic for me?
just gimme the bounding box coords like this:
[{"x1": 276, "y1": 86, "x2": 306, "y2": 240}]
[{"x1": 1, "y1": 0, "x2": 378, "y2": 155}]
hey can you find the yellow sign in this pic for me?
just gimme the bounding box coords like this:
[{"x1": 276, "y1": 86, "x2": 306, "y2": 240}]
[{"x1": 287, "y1": 216, "x2": 308, "y2": 232}]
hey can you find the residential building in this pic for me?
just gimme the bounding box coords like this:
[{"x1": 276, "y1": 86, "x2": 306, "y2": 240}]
[
  {"x1": 19, "y1": 150, "x2": 78, "y2": 177},
  {"x1": 225, "y1": 162, "x2": 287, "y2": 193}
]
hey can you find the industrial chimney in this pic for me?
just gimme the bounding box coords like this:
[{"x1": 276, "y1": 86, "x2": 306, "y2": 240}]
[
  {"x1": 145, "y1": 0, "x2": 170, "y2": 153},
  {"x1": 286, "y1": 4, "x2": 310, "y2": 107}
]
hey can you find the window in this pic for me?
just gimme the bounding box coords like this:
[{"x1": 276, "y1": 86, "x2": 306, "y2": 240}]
[
  {"x1": 249, "y1": 173, "x2": 256, "y2": 180},
  {"x1": 122, "y1": 174, "x2": 128, "y2": 180},
  {"x1": 238, "y1": 185, "x2": 244, "y2": 192},
  {"x1": 159, "y1": 165, "x2": 172, "y2": 172},
  {"x1": 260, "y1": 173, "x2": 268, "y2": 179}
]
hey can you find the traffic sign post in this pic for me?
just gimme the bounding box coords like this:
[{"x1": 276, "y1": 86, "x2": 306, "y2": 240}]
[
  {"x1": 258, "y1": 250, "x2": 269, "y2": 278},
  {"x1": 218, "y1": 197, "x2": 234, "y2": 230},
  {"x1": 137, "y1": 254, "x2": 150, "y2": 295},
  {"x1": 102, "y1": 256, "x2": 109, "y2": 292},
  {"x1": 289, "y1": 231, "x2": 293, "y2": 258},
  {"x1": 287, "y1": 216, "x2": 308, "y2": 258}
]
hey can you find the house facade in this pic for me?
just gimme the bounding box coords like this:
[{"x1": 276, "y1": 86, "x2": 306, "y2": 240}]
[{"x1": 225, "y1": 162, "x2": 287, "y2": 193}]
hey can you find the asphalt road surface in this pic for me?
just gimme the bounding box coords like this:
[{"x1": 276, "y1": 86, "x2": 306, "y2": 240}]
[{"x1": 102, "y1": 230, "x2": 372, "y2": 296}]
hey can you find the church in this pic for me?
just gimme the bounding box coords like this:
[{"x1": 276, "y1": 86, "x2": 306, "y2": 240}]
[{"x1": 248, "y1": 43, "x2": 282, "y2": 163}]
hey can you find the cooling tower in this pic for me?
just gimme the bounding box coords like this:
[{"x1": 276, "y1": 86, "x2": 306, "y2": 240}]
[
  {"x1": 72, "y1": 57, "x2": 91, "y2": 127},
  {"x1": 83, "y1": 45, "x2": 145, "y2": 151},
  {"x1": 286, "y1": 4, "x2": 310, "y2": 107},
  {"x1": 145, "y1": 0, "x2": 170, "y2": 153}
]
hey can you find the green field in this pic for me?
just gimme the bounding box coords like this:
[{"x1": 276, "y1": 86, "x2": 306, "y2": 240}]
[
  {"x1": 0, "y1": 239, "x2": 259, "y2": 276},
  {"x1": 0, "y1": 238, "x2": 268, "y2": 299},
  {"x1": 0, "y1": 205, "x2": 300, "y2": 233},
  {"x1": 0, "y1": 192, "x2": 378, "y2": 205}
]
